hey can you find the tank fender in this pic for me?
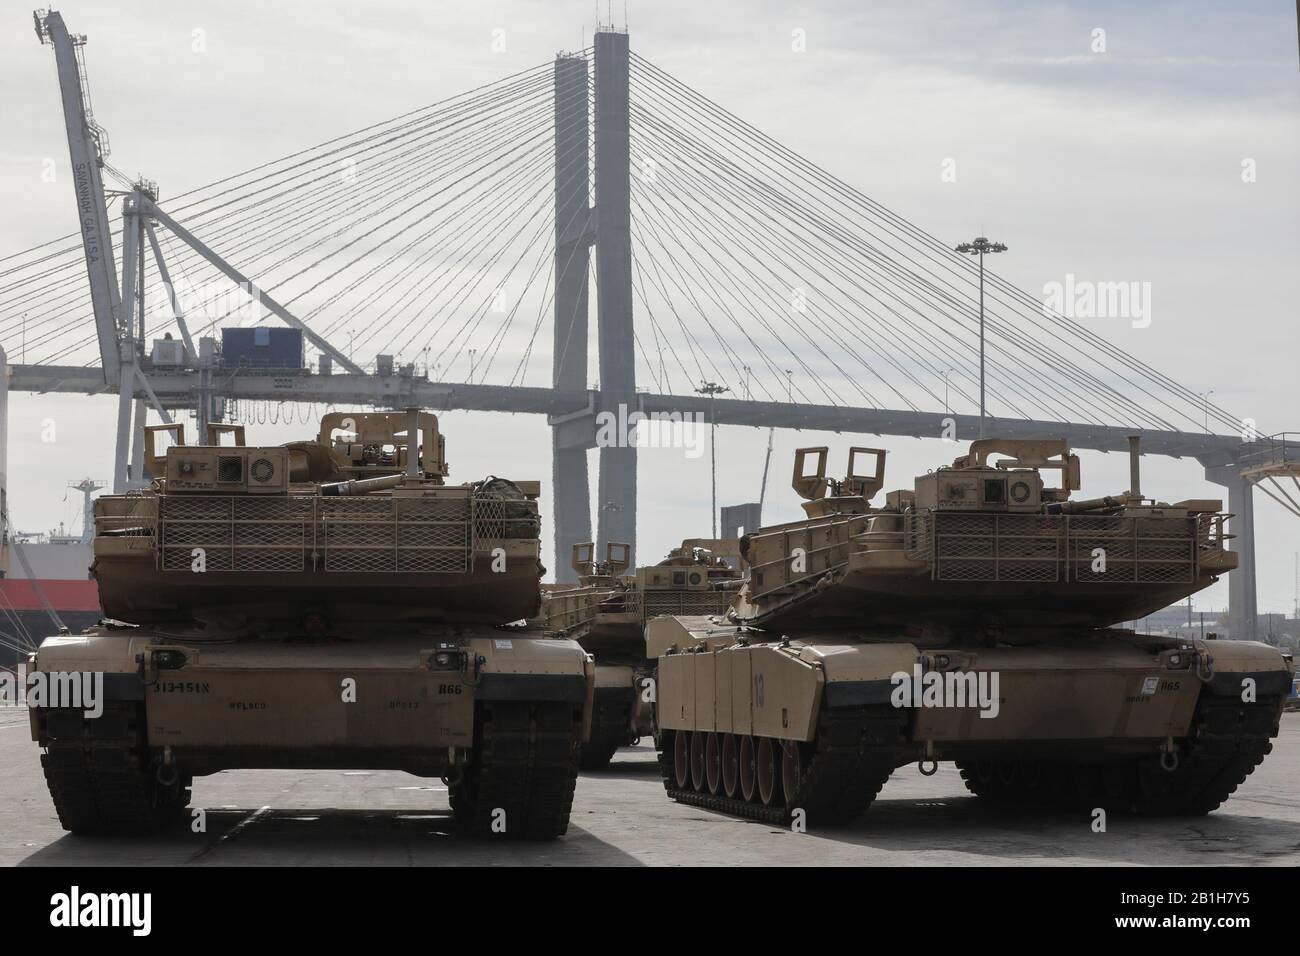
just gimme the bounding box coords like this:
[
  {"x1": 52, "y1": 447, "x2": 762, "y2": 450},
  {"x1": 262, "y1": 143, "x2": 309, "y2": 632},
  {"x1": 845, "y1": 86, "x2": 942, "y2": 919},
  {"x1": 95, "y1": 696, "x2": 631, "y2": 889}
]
[
  {"x1": 467, "y1": 635, "x2": 591, "y2": 704},
  {"x1": 591, "y1": 662, "x2": 633, "y2": 741},
  {"x1": 34, "y1": 630, "x2": 149, "y2": 676},
  {"x1": 32, "y1": 631, "x2": 152, "y2": 702},
  {"x1": 645, "y1": 615, "x2": 721, "y2": 658},
  {"x1": 29, "y1": 631, "x2": 152, "y2": 743},
  {"x1": 748, "y1": 644, "x2": 823, "y2": 741},
  {"x1": 1199, "y1": 640, "x2": 1294, "y2": 699},
  {"x1": 790, "y1": 641, "x2": 921, "y2": 708},
  {"x1": 658, "y1": 642, "x2": 825, "y2": 743},
  {"x1": 582, "y1": 652, "x2": 595, "y2": 742},
  {"x1": 594, "y1": 664, "x2": 635, "y2": 690}
]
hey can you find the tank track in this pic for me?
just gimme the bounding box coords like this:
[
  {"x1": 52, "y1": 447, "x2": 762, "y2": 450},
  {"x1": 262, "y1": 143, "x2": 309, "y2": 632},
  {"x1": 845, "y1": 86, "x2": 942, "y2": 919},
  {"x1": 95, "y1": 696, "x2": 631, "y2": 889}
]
[
  {"x1": 40, "y1": 701, "x2": 192, "y2": 836},
  {"x1": 656, "y1": 705, "x2": 906, "y2": 827},
  {"x1": 450, "y1": 700, "x2": 582, "y2": 839},
  {"x1": 956, "y1": 692, "x2": 1281, "y2": 816},
  {"x1": 579, "y1": 688, "x2": 633, "y2": 770}
]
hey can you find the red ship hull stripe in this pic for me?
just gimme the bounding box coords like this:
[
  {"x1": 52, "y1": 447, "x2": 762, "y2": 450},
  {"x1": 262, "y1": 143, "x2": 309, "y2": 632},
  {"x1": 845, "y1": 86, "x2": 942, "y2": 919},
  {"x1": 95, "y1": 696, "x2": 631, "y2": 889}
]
[{"x1": 0, "y1": 580, "x2": 100, "y2": 612}]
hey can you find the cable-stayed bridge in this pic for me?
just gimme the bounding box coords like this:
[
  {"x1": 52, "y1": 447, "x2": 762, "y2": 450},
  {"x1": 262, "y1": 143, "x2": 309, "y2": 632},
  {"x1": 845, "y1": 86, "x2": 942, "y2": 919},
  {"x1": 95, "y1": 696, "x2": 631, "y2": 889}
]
[{"x1": 2, "y1": 15, "x2": 1293, "y2": 639}]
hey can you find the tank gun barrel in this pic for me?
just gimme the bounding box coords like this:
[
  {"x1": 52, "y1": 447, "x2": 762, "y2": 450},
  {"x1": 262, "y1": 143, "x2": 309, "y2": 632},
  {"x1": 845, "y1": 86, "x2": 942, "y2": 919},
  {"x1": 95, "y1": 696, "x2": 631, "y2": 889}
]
[
  {"x1": 319, "y1": 473, "x2": 406, "y2": 496},
  {"x1": 1043, "y1": 495, "x2": 1124, "y2": 515}
]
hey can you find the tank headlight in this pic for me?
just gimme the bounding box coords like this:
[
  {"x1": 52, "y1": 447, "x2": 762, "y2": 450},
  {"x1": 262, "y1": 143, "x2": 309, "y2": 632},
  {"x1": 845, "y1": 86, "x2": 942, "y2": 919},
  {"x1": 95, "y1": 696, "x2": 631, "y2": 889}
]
[
  {"x1": 152, "y1": 649, "x2": 187, "y2": 670},
  {"x1": 429, "y1": 650, "x2": 461, "y2": 669}
]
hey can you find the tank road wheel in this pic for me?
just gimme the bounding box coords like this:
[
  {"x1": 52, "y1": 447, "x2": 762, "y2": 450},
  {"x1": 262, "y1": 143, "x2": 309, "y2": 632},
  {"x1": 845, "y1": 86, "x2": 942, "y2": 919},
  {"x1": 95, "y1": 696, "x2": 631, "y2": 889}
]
[
  {"x1": 673, "y1": 730, "x2": 691, "y2": 789},
  {"x1": 780, "y1": 741, "x2": 803, "y2": 804},
  {"x1": 721, "y1": 734, "x2": 740, "y2": 798},
  {"x1": 771, "y1": 708, "x2": 903, "y2": 826},
  {"x1": 39, "y1": 702, "x2": 191, "y2": 836},
  {"x1": 658, "y1": 707, "x2": 907, "y2": 826},
  {"x1": 739, "y1": 736, "x2": 757, "y2": 802},
  {"x1": 756, "y1": 737, "x2": 779, "y2": 805},
  {"x1": 705, "y1": 733, "x2": 722, "y2": 795},
  {"x1": 689, "y1": 732, "x2": 706, "y2": 792},
  {"x1": 450, "y1": 700, "x2": 582, "y2": 840}
]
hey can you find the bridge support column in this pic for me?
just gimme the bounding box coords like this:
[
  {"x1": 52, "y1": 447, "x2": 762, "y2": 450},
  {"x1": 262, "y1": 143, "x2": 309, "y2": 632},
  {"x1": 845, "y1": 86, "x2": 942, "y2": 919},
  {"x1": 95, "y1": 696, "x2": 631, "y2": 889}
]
[
  {"x1": 1205, "y1": 463, "x2": 1257, "y2": 641},
  {"x1": 594, "y1": 28, "x2": 636, "y2": 563},
  {"x1": 551, "y1": 53, "x2": 594, "y2": 582}
]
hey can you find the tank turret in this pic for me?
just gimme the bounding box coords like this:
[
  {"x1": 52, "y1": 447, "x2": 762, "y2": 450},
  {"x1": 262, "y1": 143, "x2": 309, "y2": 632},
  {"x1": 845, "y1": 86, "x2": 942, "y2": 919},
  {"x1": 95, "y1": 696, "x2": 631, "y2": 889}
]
[
  {"x1": 734, "y1": 437, "x2": 1236, "y2": 634},
  {"x1": 91, "y1": 410, "x2": 542, "y2": 636}
]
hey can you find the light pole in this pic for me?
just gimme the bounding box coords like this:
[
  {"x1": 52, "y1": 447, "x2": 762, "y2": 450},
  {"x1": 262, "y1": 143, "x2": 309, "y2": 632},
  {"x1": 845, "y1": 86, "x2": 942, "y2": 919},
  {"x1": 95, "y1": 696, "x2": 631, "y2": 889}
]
[
  {"x1": 784, "y1": 369, "x2": 794, "y2": 402},
  {"x1": 1199, "y1": 390, "x2": 1214, "y2": 432},
  {"x1": 955, "y1": 236, "x2": 1008, "y2": 438},
  {"x1": 696, "y1": 381, "x2": 729, "y2": 538},
  {"x1": 942, "y1": 367, "x2": 955, "y2": 415}
]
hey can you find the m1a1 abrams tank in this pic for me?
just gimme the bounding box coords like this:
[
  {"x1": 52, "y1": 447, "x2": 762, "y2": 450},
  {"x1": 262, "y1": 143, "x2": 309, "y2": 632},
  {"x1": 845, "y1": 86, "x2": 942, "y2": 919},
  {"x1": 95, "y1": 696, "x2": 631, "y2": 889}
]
[
  {"x1": 542, "y1": 539, "x2": 743, "y2": 769},
  {"x1": 648, "y1": 438, "x2": 1293, "y2": 825},
  {"x1": 27, "y1": 410, "x2": 593, "y2": 840}
]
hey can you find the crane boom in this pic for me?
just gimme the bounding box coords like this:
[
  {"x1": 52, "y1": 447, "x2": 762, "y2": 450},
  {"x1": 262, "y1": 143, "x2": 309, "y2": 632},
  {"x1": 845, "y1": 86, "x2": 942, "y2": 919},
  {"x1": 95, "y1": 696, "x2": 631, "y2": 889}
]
[
  {"x1": 35, "y1": 9, "x2": 122, "y2": 384},
  {"x1": 758, "y1": 426, "x2": 774, "y2": 511}
]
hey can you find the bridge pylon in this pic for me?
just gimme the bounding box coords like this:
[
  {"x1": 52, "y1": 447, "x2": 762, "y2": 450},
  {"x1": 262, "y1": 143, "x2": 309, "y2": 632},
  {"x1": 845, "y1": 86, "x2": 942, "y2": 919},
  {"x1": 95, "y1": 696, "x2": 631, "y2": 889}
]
[{"x1": 550, "y1": 28, "x2": 637, "y2": 581}]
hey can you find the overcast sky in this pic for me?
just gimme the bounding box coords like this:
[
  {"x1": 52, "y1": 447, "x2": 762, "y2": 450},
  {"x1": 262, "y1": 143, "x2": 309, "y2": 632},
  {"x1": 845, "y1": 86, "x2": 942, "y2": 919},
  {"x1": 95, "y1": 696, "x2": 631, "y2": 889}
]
[{"x1": 1, "y1": 0, "x2": 1297, "y2": 615}]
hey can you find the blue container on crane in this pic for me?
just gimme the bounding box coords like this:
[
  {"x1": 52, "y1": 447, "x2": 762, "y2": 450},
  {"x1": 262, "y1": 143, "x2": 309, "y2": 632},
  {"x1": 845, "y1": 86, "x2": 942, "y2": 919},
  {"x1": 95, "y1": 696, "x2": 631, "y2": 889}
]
[{"x1": 221, "y1": 326, "x2": 303, "y2": 370}]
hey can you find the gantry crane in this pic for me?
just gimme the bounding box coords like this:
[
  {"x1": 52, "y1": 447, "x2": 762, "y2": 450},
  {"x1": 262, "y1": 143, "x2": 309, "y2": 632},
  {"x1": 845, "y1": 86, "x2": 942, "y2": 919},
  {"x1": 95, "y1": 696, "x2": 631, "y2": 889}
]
[{"x1": 33, "y1": 7, "x2": 361, "y2": 492}]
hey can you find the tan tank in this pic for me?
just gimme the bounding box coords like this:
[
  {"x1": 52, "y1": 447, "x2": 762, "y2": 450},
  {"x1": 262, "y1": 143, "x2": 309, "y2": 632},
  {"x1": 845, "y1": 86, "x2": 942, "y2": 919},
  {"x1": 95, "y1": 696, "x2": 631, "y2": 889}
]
[
  {"x1": 27, "y1": 410, "x2": 593, "y2": 839},
  {"x1": 542, "y1": 539, "x2": 743, "y2": 768},
  {"x1": 649, "y1": 438, "x2": 1294, "y2": 824}
]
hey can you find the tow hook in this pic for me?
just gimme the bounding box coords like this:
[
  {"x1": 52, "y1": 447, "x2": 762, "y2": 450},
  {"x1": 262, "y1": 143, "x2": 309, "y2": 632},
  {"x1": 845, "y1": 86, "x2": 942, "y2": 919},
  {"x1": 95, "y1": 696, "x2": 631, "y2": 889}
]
[
  {"x1": 156, "y1": 745, "x2": 178, "y2": 786},
  {"x1": 441, "y1": 747, "x2": 464, "y2": 787},
  {"x1": 918, "y1": 740, "x2": 938, "y2": 776},
  {"x1": 1160, "y1": 738, "x2": 1180, "y2": 772}
]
